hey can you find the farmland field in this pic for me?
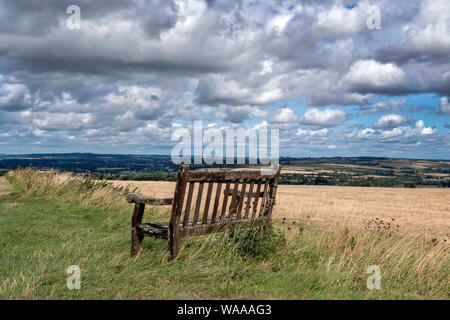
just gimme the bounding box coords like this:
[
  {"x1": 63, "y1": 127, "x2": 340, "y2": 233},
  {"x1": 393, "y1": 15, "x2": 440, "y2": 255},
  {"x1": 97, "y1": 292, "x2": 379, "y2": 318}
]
[{"x1": 112, "y1": 180, "x2": 450, "y2": 240}]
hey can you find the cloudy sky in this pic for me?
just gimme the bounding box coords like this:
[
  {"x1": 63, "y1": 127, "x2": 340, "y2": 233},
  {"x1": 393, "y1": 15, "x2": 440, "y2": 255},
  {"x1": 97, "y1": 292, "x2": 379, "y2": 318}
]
[{"x1": 0, "y1": 0, "x2": 449, "y2": 159}]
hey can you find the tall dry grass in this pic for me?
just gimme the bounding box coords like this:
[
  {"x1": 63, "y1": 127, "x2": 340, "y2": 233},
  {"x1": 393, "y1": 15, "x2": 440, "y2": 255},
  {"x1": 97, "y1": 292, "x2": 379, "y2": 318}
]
[{"x1": 8, "y1": 168, "x2": 136, "y2": 211}]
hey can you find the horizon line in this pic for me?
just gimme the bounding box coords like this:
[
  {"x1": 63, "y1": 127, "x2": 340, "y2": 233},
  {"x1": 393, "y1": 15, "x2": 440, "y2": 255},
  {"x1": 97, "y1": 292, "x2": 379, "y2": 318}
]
[{"x1": 1, "y1": 152, "x2": 449, "y2": 162}]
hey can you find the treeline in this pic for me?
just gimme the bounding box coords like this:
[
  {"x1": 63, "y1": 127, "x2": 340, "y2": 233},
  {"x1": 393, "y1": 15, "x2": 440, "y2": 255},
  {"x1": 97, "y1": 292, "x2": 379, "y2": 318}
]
[
  {"x1": 96, "y1": 170, "x2": 450, "y2": 188},
  {"x1": 279, "y1": 173, "x2": 450, "y2": 188},
  {"x1": 93, "y1": 170, "x2": 177, "y2": 181},
  {"x1": 0, "y1": 154, "x2": 179, "y2": 173}
]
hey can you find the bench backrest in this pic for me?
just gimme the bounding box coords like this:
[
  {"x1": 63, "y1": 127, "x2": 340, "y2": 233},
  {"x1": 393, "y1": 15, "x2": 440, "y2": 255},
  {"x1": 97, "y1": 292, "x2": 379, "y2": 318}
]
[{"x1": 169, "y1": 165, "x2": 281, "y2": 238}]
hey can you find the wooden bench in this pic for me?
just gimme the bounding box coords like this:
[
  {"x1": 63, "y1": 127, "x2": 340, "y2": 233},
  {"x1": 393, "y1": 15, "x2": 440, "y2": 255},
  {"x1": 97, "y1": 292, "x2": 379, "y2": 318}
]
[{"x1": 126, "y1": 164, "x2": 281, "y2": 260}]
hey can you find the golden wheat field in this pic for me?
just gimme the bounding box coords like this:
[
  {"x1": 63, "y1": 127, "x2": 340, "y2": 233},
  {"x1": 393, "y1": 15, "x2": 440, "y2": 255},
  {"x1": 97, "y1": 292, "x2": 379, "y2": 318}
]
[{"x1": 112, "y1": 180, "x2": 450, "y2": 241}]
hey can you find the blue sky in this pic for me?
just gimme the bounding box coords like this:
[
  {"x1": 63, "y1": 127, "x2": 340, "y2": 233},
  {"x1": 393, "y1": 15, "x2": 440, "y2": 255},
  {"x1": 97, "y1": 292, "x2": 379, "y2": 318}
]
[{"x1": 0, "y1": 0, "x2": 449, "y2": 159}]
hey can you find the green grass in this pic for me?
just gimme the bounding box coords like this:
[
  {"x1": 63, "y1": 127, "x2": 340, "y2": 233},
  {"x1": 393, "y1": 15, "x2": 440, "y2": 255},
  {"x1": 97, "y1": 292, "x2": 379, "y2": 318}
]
[{"x1": 0, "y1": 169, "x2": 448, "y2": 299}]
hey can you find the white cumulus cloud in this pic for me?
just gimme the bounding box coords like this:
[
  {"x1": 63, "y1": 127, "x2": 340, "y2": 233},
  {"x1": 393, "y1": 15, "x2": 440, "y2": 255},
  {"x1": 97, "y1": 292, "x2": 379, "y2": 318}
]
[
  {"x1": 271, "y1": 107, "x2": 298, "y2": 123},
  {"x1": 296, "y1": 128, "x2": 329, "y2": 137},
  {"x1": 300, "y1": 108, "x2": 348, "y2": 127},
  {"x1": 342, "y1": 60, "x2": 406, "y2": 92},
  {"x1": 373, "y1": 114, "x2": 408, "y2": 129}
]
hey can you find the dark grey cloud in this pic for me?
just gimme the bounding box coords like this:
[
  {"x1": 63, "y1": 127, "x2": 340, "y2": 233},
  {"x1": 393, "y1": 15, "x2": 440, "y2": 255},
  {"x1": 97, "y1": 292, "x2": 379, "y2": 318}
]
[
  {"x1": 0, "y1": 0, "x2": 132, "y2": 36},
  {"x1": 0, "y1": 76, "x2": 33, "y2": 111},
  {"x1": 358, "y1": 99, "x2": 405, "y2": 115},
  {"x1": 220, "y1": 105, "x2": 268, "y2": 123}
]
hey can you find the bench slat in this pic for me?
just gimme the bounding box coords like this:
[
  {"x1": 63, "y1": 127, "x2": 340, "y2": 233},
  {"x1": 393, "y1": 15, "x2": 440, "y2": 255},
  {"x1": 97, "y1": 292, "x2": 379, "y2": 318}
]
[
  {"x1": 202, "y1": 182, "x2": 214, "y2": 224},
  {"x1": 188, "y1": 169, "x2": 279, "y2": 182},
  {"x1": 236, "y1": 179, "x2": 247, "y2": 219},
  {"x1": 211, "y1": 181, "x2": 222, "y2": 222},
  {"x1": 180, "y1": 217, "x2": 269, "y2": 238},
  {"x1": 225, "y1": 189, "x2": 264, "y2": 198},
  {"x1": 192, "y1": 181, "x2": 204, "y2": 225},
  {"x1": 244, "y1": 179, "x2": 255, "y2": 219},
  {"x1": 228, "y1": 181, "x2": 239, "y2": 219},
  {"x1": 183, "y1": 181, "x2": 195, "y2": 227},
  {"x1": 251, "y1": 179, "x2": 263, "y2": 220},
  {"x1": 220, "y1": 181, "x2": 231, "y2": 221},
  {"x1": 259, "y1": 179, "x2": 270, "y2": 217},
  {"x1": 168, "y1": 164, "x2": 190, "y2": 261},
  {"x1": 137, "y1": 217, "x2": 269, "y2": 239},
  {"x1": 267, "y1": 170, "x2": 280, "y2": 227}
]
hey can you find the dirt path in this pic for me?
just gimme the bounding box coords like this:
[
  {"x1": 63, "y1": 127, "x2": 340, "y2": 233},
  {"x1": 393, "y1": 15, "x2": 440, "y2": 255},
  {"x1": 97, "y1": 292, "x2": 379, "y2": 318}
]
[{"x1": 0, "y1": 176, "x2": 13, "y2": 196}]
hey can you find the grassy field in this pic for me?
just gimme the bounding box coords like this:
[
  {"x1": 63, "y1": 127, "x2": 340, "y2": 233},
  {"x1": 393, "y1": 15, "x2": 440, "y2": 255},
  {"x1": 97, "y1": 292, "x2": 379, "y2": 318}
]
[{"x1": 0, "y1": 169, "x2": 448, "y2": 299}]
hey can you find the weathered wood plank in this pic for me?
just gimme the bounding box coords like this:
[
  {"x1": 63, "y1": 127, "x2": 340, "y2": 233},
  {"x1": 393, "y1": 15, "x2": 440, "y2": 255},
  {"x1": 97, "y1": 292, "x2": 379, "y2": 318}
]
[
  {"x1": 188, "y1": 168, "x2": 278, "y2": 182},
  {"x1": 225, "y1": 189, "x2": 264, "y2": 198},
  {"x1": 244, "y1": 179, "x2": 255, "y2": 219},
  {"x1": 180, "y1": 217, "x2": 269, "y2": 238},
  {"x1": 220, "y1": 181, "x2": 231, "y2": 221},
  {"x1": 182, "y1": 181, "x2": 195, "y2": 227},
  {"x1": 168, "y1": 165, "x2": 189, "y2": 261},
  {"x1": 211, "y1": 181, "x2": 222, "y2": 222},
  {"x1": 236, "y1": 179, "x2": 247, "y2": 219},
  {"x1": 192, "y1": 181, "x2": 204, "y2": 225},
  {"x1": 251, "y1": 179, "x2": 262, "y2": 220},
  {"x1": 266, "y1": 166, "x2": 281, "y2": 230},
  {"x1": 137, "y1": 223, "x2": 168, "y2": 239},
  {"x1": 126, "y1": 193, "x2": 173, "y2": 206},
  {"x1": 202, "y1": 182, "x2": 214, "y2": 224},
  {"x1": 228, "y1": 181, "x2": 239, "y2": 219},
  {"x1": 137, "y1": 216, "x2": 269, "y2": 239},
  {"x1": 259, "y1": 179, "x2": 270, "y2": 217}
]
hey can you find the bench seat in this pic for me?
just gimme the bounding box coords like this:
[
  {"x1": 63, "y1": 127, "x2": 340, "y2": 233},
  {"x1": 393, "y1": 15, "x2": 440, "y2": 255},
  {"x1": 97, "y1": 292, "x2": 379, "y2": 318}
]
[
  {"x1": 137, "y1": 222, "x2": 169, "y2": 239},
  {"x1": 136, "y1": 215, "x2": 267, "y2": 239}
]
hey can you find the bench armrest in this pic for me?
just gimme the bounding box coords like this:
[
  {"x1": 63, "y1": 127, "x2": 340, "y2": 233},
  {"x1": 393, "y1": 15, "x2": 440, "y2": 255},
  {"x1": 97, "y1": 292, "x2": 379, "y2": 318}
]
[{"x1": 126, "y1": 193, "x2": 173, "y2": 206}]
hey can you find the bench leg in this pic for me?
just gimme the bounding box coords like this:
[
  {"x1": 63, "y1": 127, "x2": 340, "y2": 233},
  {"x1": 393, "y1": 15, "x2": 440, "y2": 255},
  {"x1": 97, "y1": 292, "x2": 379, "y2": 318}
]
[
  {"x1": 168, "y1": 232, "x2": 179, "y2": 261},
  {"x1": 167, "y1": 164, "x2": 189, "y2": 261},
  {"x1": 131, "y1": 203, "x2": 145, "y2": 257},
  {"x1": 131, "y1": 229, "x2": 143, "y2": 257}
]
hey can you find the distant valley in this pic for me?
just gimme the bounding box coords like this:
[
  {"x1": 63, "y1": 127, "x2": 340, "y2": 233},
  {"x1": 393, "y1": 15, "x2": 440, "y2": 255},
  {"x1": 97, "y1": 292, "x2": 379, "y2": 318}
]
[{"x1": 0, "y1": 153, "x2": 449, "y2": 188}]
